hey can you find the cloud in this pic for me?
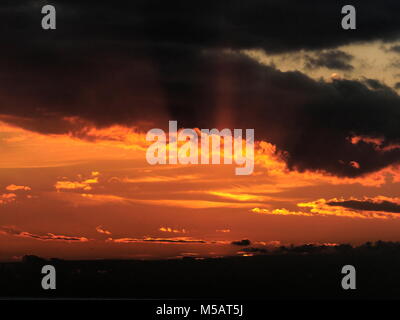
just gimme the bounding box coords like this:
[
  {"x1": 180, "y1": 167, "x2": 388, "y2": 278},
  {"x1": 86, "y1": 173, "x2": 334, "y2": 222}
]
[
  {"x1": 1, "y1": 2, "x2": 400, "y2": 179},
  {"x1": 298, "y1": 197, "x2": 400, "y2": 219},
  {"x1": 349, "y1": 135, "x2": 400, "y2": 152},
  {"x1": 159, "y1": 227, "x2": 187, "y2": 234},
  {"x1": 209, "y1": 191, "x2": 269, "y2": 202},
  {"x1": 327, "y1": 196, "x2": 400, "y2": 213},
  {"x1": 0, "y1": 193, "x2": 16, "y2": 205},
  {"x1": 0, "y1": 226, "x2": 89, "y2": 242},
  {"x1": 5, "y1": 50, "x2": 400, "y2": 179},
  {"x1": 2, "y1": 1, "x2": 400, "y2": 56},
  {"x1": 55, "y1": 181, "x2": 93, "y2": 191},
  {"x1": 349, "y1": 161, "x2": 360, "y2": 169},
  {"x1": 117, "y1": 175, "x2": 200, "y2": 184},
  {"x1": 252, "y1": 196, "x2": 400, "y2": 219},
  {"x1": 5, "y1": 184, "x2": 31, "y2": 191},
  {"x1": 95, "y1": 226, "x2": 112, "y2": 235},
  {"x1": 108, "y1": 237, "x2": 208, "y2": 244},
  {"x1": 74, "y1": 192, "x2": 260, "y2": 209},
  {"x1": 231, "y1": 239, "x2": 251, "y2": 246},
  {"x1": 305, "y1": 50, "x2": 354, "y2": 70},
  {"x1": 55, "y1": 172, "x2": 99, "y2": 191},
  {"x1": 251, "y1": 208, "x2": 313, "y2": 217}
]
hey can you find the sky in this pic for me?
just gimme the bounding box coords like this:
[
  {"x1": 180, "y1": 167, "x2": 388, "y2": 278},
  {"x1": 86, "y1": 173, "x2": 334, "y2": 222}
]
[{"x1": 2, "y1": 0, "x2": 400, "y2": 261}]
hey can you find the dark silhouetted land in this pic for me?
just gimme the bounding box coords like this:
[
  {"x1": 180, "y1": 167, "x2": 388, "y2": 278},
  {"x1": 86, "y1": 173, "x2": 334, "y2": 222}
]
[{"x1": 1, "y1": 241, "x2": 400, "y2": 299}]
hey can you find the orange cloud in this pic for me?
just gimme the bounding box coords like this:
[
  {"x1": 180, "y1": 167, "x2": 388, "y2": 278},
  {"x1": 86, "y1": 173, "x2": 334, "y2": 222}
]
[
  {"x1": 0, "y1": 193, "x2": 16, "y2": 205},
  {"x1": 159, "y1": 227, "x2": 187, "y2": 234},
  {"x1": 252, "y1": 196, "x2": 400, "y2": 220},
  {"x1": 55, "y1": 172, "x2": 99, "y2": 191},
  {"x1": 116, "y1": 174, "x2": 200, "y2": 183},
  {"x1": 1, "y1": 119, "x2": 399, "y2": 190},
  {"x1": 132, "y1": 199, "x2": 261, "y2": 209},
  {"x1": 96, "y1": 226, "x2": 112, "y2": 235},
  {"x1": 349, "y1": 135, "x2": 400, "y2": 152},
  {"x1": 0, "y1": 121, "x2": 146, "y2": 168},
  {"x1": 64, "y1": 119, "x2": 149, "y2": 150},
  {"x1": 107, "y1": 237, "x2": 208, "y2": 244},
  {"x1": 55, "y1": 181, "x2": 93, "y2": 191},
  {"x1": 254, "y1": 139, "x2": 400, "y2": 187},
  {"x1": 208, "y1": 191, "x2": 269, "y2": 202},
  {"x1": 251, "y1": 207, "x2": 313, "y2": 217},
  {"x1": 5, "y1": 184, "x2": 31, "y2": 191},
  {"x1": 349, "y1": 135, "x2": 384, "y2": 146},
  {"x1": 349, "y1": 161, "x2": 360, "y2": 169},
  {"x1": 0, "y1": 226, "x2": 89, "y2": 242},
  {"x1": 73, "y1": 193, "x2": 261, "y2": 209},
  {"x1": 297, "y1": 198, "x2": 400, "y2": 219}
]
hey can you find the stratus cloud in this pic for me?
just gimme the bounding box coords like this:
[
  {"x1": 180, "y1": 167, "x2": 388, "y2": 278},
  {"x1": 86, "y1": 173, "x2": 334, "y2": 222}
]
[
  {"x1": 0, "y1": 226, "x2": 89, "y2": 242},
  {"x1": 107, "y1": 237, "x2": 207, "y2": 244},
  {"x1": 75, "y1": 193, "x2": 262, "y2": 209},
  {"x1": 114, "y1": 174, "x2": 200, "y2": 184},
  {"x1": 159, "y1": 227, "x2": 187, "y2": 234},
  {"x1": 55, "y1": 181, "x2": 94, "y2": 191},
  {"x1": 297, "y1": 199, "x2": 397, "y2": 219},
  {"x1": 326, "y1": 196, "x2": 400, "y2": 213},
  {"x1": 252, "y1": 196, "x2": 400, "y2": 220},
  {"x1": 251, "y1": 208, "x2": 314, "y2": 217},
  {"x1": 0, "y1": 193, "x2": 16, "y2": 205},
  {"x1": 55, "y1": 172, "x2": 99, "y2": 191},
  {"x1": 96, "y1": 226, "x2": 112, "y2": 235},
  {"x1": 5, "y1": 184, "x2": 31, "y2": 191},
  {"x1": 209, "y1": 191, "x2": 269, "y2": 202}
]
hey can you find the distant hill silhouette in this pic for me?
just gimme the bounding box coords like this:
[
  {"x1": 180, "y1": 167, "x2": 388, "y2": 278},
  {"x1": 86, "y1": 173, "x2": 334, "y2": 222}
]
[{"x1": 1, "y1": 241, "x2": 400, "y2": 299}]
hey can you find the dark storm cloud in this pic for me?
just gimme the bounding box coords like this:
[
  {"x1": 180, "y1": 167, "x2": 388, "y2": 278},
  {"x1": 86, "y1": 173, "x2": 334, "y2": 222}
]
[
  {"x1": 305, "y1": 50, "x2": 354, "y2": 71},
  {"x1": 231, "y1": 239, "x2": 251, "y2": 246},
  {"x1": 3, "y1": 46, "x2": 400, "y2": 178},
  {"x1": 327, "y1": 200, "x2": 400, "y2": 213},
  {"x1": 1, "y1": 1, "x2": 400, "y2": 178},
  {"x1": 364, "y1": 79, "x2": 388, "y2": 90},
  {"x1": 217, "y1": 54, "x2": 400, "y2": 178},
  {"x1": 2, "y1": 0, "x2": 400, "y2": 57}
]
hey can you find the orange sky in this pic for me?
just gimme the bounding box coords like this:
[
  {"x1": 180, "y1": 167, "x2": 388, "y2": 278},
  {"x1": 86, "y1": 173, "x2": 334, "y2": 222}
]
[
  {"x1": 2, "y1": 119, "x2": 400, "y2": 261},
  {"x1": 2, "y1": 1, "x2": 400, "y2": 264}
]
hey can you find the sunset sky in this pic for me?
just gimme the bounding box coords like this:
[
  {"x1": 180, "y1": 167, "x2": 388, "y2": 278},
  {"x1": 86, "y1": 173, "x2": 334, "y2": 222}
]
[{"x1": 2, "y1": 0, "x2": 400, "y2": 261}]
